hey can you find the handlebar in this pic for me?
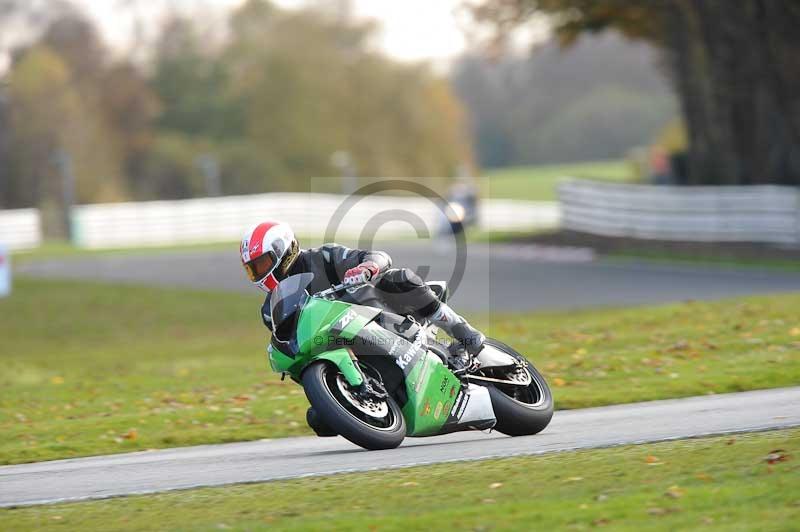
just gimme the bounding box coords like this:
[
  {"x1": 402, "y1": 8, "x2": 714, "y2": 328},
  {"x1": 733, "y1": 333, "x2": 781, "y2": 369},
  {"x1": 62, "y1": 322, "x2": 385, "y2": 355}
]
[{"x1": 313, "y1": 280, "x2": 368, "y2": 299}]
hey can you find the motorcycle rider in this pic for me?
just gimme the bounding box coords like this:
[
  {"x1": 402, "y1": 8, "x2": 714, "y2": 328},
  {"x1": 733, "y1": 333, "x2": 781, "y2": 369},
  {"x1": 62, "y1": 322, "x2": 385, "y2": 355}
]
[{"x1": 240, "y1": 220, "x2": 485, "y2": 356}]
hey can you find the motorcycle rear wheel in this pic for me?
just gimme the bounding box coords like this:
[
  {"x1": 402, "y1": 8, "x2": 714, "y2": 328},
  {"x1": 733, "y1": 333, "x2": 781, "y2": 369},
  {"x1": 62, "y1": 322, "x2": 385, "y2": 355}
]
[
  {"x1": 480, "y1": 338, "x2": 554, "y2": 436},
  {"x1": 302, "y1": 361, "x2": 406, "y2": 450}
]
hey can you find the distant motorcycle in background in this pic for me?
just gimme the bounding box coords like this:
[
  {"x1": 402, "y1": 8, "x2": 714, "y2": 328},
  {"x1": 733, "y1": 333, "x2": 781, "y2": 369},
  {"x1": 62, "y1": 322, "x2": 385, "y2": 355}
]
[{"x1": 437, "y1": 179, "x2": 479, "y2": 239}]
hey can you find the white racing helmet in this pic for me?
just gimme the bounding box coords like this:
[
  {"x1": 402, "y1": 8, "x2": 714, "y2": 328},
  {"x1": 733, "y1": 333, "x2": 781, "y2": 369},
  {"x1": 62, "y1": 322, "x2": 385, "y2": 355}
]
[{"x1": 240, "y1": 221, "x2": 299, "y2": 293}]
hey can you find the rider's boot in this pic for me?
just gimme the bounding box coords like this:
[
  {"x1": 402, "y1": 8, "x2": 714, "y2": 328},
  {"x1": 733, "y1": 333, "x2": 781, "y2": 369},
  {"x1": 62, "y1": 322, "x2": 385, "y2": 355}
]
[
  {"x1": 306, "y1": 407, "x2": 337, "y2": 437},
  {"x1": 428, "y1": 303, "x2": 485, "y2": 365}
]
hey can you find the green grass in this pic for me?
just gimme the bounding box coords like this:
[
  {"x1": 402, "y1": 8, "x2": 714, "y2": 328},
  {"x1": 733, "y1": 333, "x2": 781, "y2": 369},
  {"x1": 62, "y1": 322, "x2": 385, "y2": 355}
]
[
  {"x1": 483, "y1": 159, "x2": 633, "y2": 201},
  {"x1": 1, "y1": 278, "x2": 799, "y2": 464},
  {"x1": 2, "y1": 429, "x2": 798, "y2": 531}
]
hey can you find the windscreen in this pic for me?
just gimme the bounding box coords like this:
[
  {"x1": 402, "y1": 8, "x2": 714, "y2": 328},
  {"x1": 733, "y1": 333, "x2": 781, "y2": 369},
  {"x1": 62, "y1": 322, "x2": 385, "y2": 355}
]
[{"x1": 270, "y1": 273, "x2": 314, "y2": 343}]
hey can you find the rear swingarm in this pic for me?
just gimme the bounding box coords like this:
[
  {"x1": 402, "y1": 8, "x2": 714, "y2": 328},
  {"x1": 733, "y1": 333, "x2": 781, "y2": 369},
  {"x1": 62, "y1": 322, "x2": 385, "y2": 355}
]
[{"x1": 465, "y1": 373, "x2": 532, "y2": 386}]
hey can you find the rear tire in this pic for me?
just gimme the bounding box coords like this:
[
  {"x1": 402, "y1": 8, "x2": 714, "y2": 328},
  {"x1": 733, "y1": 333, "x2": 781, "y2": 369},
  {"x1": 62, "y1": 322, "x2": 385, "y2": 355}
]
[
  {"x1": 302, "y1": 361, "x2": 405, "y2": 450},
  {"x1": 482, "y1": 339, "x2": 553, "y2": 436}
]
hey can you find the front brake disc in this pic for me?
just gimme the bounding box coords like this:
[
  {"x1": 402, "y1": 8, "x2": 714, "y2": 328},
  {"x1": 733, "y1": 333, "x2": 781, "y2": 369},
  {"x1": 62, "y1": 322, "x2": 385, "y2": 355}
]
[{"x1": 335, "y1": 374, "x2": 389, "y2": 418}]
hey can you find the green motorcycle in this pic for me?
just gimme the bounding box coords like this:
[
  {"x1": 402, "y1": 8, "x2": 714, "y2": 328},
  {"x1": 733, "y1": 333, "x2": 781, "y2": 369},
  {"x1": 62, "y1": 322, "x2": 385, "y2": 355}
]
[{"x1": 268, "y1": 273, "x2": 553, "y2": 450}]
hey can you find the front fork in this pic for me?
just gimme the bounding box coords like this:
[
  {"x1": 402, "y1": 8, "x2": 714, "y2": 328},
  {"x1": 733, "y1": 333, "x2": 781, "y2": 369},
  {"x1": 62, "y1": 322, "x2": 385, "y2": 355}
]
[{"x1": 310, "y1": 348, "x2": 364, "y2": 387}]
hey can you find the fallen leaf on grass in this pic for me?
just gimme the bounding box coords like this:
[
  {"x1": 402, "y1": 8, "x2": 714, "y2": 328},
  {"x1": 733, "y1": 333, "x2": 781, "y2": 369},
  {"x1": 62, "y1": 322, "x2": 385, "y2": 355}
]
[
  {"x1": 489, "y1": 482, "x2": 503, "y2": 489},
  {"x1": 50, "y1": 376, "x2": 64, "y2": 385},
  {"x1": 645, "y1": 455, "x2": 661, "y2": 464},
  {"x1": 790, "y1": 327, "x2": 800, "y2": 337},
  {"x1": 564, "y1": 476, "x2": 583, "y2": 482},
  {"x1": 401, "y1": 481, "x2": 418, "y2": 487},
  {"x1": 552, "y1": 378, "x2": 567, "y2": 387},
  {"x1": 695, "y1": 473, "x2": 713, "y2": 482},
  {"x1": 592, "y1": 518, "x2": 611, "y2": 526},
  {"x1": 232, "y1": 394, "x2": 252, "y2": 405},
  {"x1": 647, "y1": 507, "x2": 678, "y2": 516},
  {"x1": 664, "y1": 485, "x2": 684, "y2": 499},
  {"x1": 122, "y1": 428, "x2": 138, "y2": 441},
  {"x1": 667, "y1": 340, "x2": 690, "y2": 351},
  {"x1": 765, "y1": 450, "x2": 790, "y2": 464}
]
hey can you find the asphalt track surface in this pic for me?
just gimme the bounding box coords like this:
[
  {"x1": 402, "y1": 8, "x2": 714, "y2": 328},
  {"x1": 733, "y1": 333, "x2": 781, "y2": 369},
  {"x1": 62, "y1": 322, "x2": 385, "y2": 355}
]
[
  {"x1": 1, "y1": 387, "x2": 798, "y2": 508},
  {"x1": 16, "y1": 242, "x2": 800, "y2": 312}
]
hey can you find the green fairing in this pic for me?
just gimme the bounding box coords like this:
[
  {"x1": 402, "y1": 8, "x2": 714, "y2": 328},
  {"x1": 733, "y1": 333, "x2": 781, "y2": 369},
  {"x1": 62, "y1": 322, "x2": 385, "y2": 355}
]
[
  {"x1": 268, "y1": 345, "x2": 363, "y2": 386},
  {"x1": 268, "y1": 297, "x2": 366, "y2": 386},
  {"x1": 296, "y1": 298, "x2": 351, "y2": 354},
  {"x1": 402, "y1": 353, "x2": 462, "y2": 436},
  {"x1": 338, "y1": 311, "x2": 374, "y2": 339},
  {"x1": 266, "y1": 287, "x2": 462, "y2": 434},
  {"x1": 267, "y1": 344, "x2": 294, "y2": 374}
]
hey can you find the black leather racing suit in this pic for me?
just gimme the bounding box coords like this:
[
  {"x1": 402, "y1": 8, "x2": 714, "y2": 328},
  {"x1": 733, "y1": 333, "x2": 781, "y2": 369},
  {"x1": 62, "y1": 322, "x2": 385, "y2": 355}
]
[{"x1": 260, "y1": 243, "x2": 441, "y2": 332}]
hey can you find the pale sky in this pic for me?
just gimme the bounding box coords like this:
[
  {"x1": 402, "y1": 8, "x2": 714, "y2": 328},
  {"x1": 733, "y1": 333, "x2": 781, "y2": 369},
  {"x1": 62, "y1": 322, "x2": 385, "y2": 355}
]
[{"x1": 76, "y1": 0, "x2": 473, "y2": 64}]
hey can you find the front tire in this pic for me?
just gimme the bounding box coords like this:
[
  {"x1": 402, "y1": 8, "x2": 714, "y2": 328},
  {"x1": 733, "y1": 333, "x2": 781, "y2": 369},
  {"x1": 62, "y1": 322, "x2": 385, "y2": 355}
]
[
  {"x1": 481, "y1": 339, "x2": 553, "y2": 436},
  {"x1": 302, "y1": 361, "x2": 406, "y2": 450}
]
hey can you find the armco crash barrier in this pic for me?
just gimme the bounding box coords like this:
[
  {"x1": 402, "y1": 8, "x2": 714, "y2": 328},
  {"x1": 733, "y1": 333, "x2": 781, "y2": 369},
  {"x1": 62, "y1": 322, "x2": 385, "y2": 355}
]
[{"x1": 558, "y1": 179, "x2": 800, "y2": 244}]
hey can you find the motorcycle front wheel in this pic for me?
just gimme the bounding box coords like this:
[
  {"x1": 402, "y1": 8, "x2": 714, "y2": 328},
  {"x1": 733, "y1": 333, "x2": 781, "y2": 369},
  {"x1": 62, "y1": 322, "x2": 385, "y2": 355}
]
[{"x1": 302, "y1": 361, "x2": 406, "y2": 450}]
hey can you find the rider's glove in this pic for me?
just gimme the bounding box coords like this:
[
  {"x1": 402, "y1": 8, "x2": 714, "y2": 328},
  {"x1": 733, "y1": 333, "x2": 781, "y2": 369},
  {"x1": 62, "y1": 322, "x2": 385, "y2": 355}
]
[{"x1": 343, "y1": 261, "x2": 380, "y2": 285}]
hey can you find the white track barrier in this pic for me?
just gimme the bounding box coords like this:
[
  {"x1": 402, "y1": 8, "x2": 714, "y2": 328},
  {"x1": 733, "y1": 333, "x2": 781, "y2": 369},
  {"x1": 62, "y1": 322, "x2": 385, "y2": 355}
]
[
  {"x1": 0, "y1": 209, "x2": 42, "y2": 250},
  {"x1": 70, "y1": 194, "x2": 560, "y2": 249},
  {"x1": 558, "y1": 179, "x2": 800, "y2": 244}
]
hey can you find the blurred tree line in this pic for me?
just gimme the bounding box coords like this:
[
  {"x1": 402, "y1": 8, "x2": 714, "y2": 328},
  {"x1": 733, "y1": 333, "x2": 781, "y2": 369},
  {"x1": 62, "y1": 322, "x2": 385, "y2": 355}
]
[
  {"x1": 452, "y1": 32, "x2": 676, "y2": 168},
  {"x1": 470, "y1": 0, "x2": 800, "y2": 186},
  {"x1": 0, "y1": 0, "x2": 472, "y2": 220}
]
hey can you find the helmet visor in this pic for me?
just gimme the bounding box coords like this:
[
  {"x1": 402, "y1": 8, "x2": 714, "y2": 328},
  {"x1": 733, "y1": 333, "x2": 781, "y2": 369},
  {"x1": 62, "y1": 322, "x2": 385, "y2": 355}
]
[{"x1": 244, "y1": 251, "x2": 277, "y2": 282}]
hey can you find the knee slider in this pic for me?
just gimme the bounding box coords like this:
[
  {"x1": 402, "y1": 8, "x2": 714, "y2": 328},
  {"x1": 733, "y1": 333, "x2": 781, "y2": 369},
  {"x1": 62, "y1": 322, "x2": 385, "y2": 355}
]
[
  {"x1": 379, "y1": 268, "x2": 425, "y2": 294},
  {"x1": 394, "y1": 267, "x2": 425, "y2": 289}
]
